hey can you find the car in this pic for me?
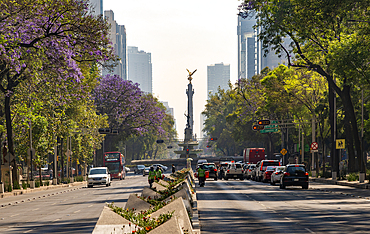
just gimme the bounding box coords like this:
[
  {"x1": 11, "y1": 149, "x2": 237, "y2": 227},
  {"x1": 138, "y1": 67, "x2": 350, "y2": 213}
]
[
  {"x1": 152, "y1": 164, "x2": 168, "y2": 172},
  {"x1": 201, "y1": 163, "x2": 218, "y2": 181},
  {"x1": 143, "y1": 166, "x2": 150, "y2": 176},
  {"x1": 280, "y1": 164, "x2": 309, "y2": 189},
  {"x1": 262, "y1": 166, "x2": 277, "y2": 182},
  {"x1": 197, "y1": 159, "x2": 207, "y2": 165},
  {"x1": 245, "y1": 164, "x2": 256, "y2": 179},
  {"x1": 270, "y1": 166, "x2": 286, "y2": 185},
  {"x1": 134, "y1": 165, "x2": 145, "y2": 174},
  {"x1": 224, "y1": 162, "x2": 244, "y2": 180},
  {"x1": 87, "y1": 167, "x2": 111, "y2": 188},
  {"x1": 255, "y1": 160, "x2": 281, "y2": 182},
  {"x1": 125, "y1": 167, "x2": 131, "y2": 172}
]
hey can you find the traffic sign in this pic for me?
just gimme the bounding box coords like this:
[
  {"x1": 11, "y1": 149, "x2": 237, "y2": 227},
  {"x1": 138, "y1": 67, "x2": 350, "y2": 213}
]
[
  {"x1": 280, "y1": 148, "x2": 287, "y2": 155},
  {"x1": 336, "y1": 139, "x2": 345, "y2": 149},
  {"x1": 258, "y1": 120, "x2": 270, "y2": 125},
  {"x1": 311, "y1": 142, "x2": 318, "y2": 150}
]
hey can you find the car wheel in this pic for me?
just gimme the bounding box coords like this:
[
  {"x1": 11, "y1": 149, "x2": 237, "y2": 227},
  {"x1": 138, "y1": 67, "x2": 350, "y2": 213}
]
[
  {"x1": 240, "y1": 177, "x2": 244, "y2": 181},
  {"x1": 302, "y1": 184, "x2": 309, "y2": 189},
  {"x1": 271, "y1": 180, "x2": 275, "y2": 185},
  {"x1": 106, "y1": 183, "x2": 109, "y2": 187},
  {"x1": 214, "y1": 177, "x2": 217, "y2": 181},
  {"x1": 224, "y1": 176, "x2": 228, "y2": 180},
  {"x1": 88, "y1": 185, "x2": 92, "y2": 188},
  {"x1": 280, "y1": 183, "x2": 285, "y2": 189}
]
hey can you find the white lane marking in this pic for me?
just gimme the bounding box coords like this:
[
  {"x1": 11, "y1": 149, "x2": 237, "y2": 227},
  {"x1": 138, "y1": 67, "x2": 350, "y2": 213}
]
[
  {"x1": 305, "y1": 228, "x2": 315, "y2": 233},
  {"x1": 23, "y1": 229, "x2": 34, "y2": 233},
  {"x1": 74, "y1": 210, "x2": 80, "y2": 213},
  {"x1": 10, "y1": 214, "x2": 19, "y2": 217},
  {"x1": 32, "y1": 208, "x2": 39, "y2": 211},
  {"x1": 51, "y1": 203, "x2": 56, "y2": 205},
  {"x1": 88, "y1": 205, "x2": 93, "y2": 207},
  {"x1": 284, "y1": 217, "x2": 292, "y2": 221},
  {"x1": 53, "y1": 218, "x2": 60, "y2": 222}
]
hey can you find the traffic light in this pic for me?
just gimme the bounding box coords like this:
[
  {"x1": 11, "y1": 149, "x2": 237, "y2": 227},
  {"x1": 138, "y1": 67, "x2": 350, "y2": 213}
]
[
  {"x1": 258, "y1": 120, "x2": 270, "y2": 125},
  {"x1": 186, "y1": 148, "x2": 189, "y2": 154},
  {"x1": 98, "y1": 128, "x2": 111, "y2": 134},
  {"x1": 206, "y1": 145, "x2": 211, "y2": 148},
  {"x1": 210, "y1": 137, "x2": 218, "y2": 141},
  {"x1": 252, "y1": 125, "x2": 264, "y2": 131},
  {"x1": 156, "y1": 140, "x2": 164, "y2": 143},
  {"x1": 111, "y1": 129, "x2": 119, "y2": 134}
]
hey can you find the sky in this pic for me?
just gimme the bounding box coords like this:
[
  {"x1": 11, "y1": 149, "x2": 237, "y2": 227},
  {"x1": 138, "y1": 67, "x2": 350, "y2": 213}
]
[{"x1": 103, "y1": 0, "x2": 242, "y2": 139}]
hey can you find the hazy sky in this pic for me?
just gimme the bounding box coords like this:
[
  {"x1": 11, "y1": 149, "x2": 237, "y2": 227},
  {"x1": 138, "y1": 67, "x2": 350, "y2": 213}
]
[{"x1": 103, "y1": 0, "x2": 241, "y2": 139}]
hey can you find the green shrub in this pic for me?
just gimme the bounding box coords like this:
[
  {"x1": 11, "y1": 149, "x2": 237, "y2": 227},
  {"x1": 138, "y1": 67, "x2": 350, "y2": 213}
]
[
  {"x1": 35, "y1": 181, "x2": 40, "y2": 187},
  {"x1": 75, "y1": 176, "x2": 84, "y2": 182},
  {"x1": 347, "y1": 173, "x2": 359, "y2": 181},
  {"x1": 13, "y1": 181, "x2": 21, "y2": 190},
  {"x1": 7, "y1": 183, "x2": 12, "y2": 192},
  {"x1": 43, "y1": 180, "x2": 49, "y2": 186},
  {"x1": 22, "y1": 181, "x2": 28, "y2": 190}
]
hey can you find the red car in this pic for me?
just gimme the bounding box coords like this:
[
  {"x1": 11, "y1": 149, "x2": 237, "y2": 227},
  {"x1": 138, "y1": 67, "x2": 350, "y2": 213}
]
[{"x1": 262, "y1": 166, "x2": 277, "y2": 182}]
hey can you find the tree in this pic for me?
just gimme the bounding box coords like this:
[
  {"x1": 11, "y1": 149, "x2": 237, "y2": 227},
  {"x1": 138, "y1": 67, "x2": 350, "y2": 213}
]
[
  {"x1": 240, "y1": 0, "x2": 370, "y2": 173},
  {"x1": 0, "y1": 0, "x2": 116, "y2": 184}
]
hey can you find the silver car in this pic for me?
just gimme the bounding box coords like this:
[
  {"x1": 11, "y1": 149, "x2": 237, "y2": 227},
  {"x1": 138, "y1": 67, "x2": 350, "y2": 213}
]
[
  {"x1": 87, "y1": 167, "x2": 111, "y2": 188},
  {"x1": 270, "y1": 166, "x2": 286, "y2": 185}
]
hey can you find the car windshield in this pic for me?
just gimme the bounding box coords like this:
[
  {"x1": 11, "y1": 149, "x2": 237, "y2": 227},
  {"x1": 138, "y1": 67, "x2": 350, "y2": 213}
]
[
  {"x1": 275, "y1": 166, "x2": 285, "y2": 171},
  {"x1": 229, "y1": 164, "x2": 242, "y2": 169},
  {"x1": 90, "y1": 169, "x2": 107, "y2": 175},
  {"x1": 266, "y1": 166, "x2": 276, "y2": 171},
  {"x1": 203, "y1": 164, "x2": 215, "y2": 170},
  {"x1": 287, "y1": 166, "x2": 306, "y2": 174},
  {"x1": 105, "y1": 162, "x2": 120, "y2": 173},
  {"x1": 137, "y1": 165, "x2": 145, "y2": 169}
]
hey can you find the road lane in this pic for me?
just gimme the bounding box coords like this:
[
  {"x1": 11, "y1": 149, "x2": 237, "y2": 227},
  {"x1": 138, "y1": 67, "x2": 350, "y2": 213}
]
[
  {"x1": 0, "y1": 173, "x2": 148, "y2": 234},
  {"x1": 198, "y1": 179, "x2": 370, "y2": 233}
]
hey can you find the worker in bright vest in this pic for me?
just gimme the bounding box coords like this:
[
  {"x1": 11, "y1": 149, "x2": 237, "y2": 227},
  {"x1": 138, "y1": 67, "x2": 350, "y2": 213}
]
[
  {"x1": 148, "y1": 166, "x2": 155, "y2": 188},
  {"x1": 155, "y1": 167, "x2": 162, "y2": 182},
  {"x1": 198, "y1": 164, "x2": 206, "y2": 187}
]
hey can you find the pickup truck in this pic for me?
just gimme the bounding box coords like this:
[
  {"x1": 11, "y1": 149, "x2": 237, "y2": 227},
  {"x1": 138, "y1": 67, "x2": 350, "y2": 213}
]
[
  {"x1": 255, "y1": 160, "x2": 280, "y2": 182},
  {"x1": 224, "y1": 162, "x2": 244, "y2": 180}
]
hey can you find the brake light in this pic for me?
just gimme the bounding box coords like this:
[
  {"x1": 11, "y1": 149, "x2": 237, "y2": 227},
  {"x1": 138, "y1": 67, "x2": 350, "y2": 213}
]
[
  {"x1": 305, "y1": 172, "x2": 309, "y2": 176},
  {"x1": 275, "y1": 172, "x2": 279, "y2": 175},
  {"x1": 227, "y1": 170, "x2": 230, "y2": 173},
  {"x1": 284, "y1": 172, "x2": 290, "y2": 176},
  {"x1": 214, "y1": 169, "x2": 217, "y2": 172}
]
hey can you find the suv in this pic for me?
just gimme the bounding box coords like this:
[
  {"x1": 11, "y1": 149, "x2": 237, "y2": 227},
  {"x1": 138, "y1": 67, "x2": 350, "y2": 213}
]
[
  {"x1": 134, "y1": 165, "x2": 145, "y2": 174},
  {"x1": 280, "y1": 164, "x2": 309, "y2": 189},
  {"x1": 255, "y1": 160, "x2": 280, "y2": 182},
  {"x1": 87, "y1": 167, "x2": 111, "y2": 188},
  {"x1": 245, "y1": 164, "x2": 256, "y2": 179},
  {"x1": 224, "y1": 162, "x2": 244, "y2": 180},
  {"x1": 202, "y1": 163, "x2": 218, "y2": 181}
]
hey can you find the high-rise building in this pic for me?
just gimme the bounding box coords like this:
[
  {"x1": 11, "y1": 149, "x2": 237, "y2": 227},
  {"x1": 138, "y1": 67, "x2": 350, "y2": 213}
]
[
  {"x1": 207, "y1": 63, "x2": 230, "y2": 98},
  {"x1": 88, "y1": 0, "x2": 103, "y2": 16},
  {"x1": 127, "y1": 46, "x2": 152, "y2": 94},
  {"x1": 103, "y1": 10, "x2": 127, "y2": 80},
  {"x1": 237, "y1": 15, "x2": 287, "y2": 79}
]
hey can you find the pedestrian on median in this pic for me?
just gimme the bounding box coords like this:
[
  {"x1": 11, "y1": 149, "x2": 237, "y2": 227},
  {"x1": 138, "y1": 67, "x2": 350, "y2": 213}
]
[
  {"x1": 148, "y1": 166, "x2": 155, "y2": 188},
  {"x1": 198, "y1": 164, "x2": 206, "y2": 187},
  {"x1": 172, "y1": 164, "x2": 176, "y2": 174},
  {"x1": 155, "y1": 166, "x2": 162, "y2": 182}
]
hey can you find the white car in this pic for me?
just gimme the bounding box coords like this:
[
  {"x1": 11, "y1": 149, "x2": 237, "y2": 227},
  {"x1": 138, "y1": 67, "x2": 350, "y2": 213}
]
[
  {"x1": 270, "y1": 166, "x2": 286, "y2": 185},
  {"x1": 152, "y1": 164, "x2": 168, "y2": 172},
  {"x1": 87, "y1": 167, "x2": 111, "y2": 188}
]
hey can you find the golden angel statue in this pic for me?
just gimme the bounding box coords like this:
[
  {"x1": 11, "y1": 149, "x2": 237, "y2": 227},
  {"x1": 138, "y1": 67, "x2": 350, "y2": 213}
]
[{"x1": 186, "y1": 69, "x2": 197, "y2": 84}]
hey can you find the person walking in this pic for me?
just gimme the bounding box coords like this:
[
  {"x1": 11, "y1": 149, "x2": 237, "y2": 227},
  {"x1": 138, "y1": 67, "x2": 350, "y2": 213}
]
[
  {"x1": 155, "y1": 167, "x2": 162, "y2": 182},
  {"x1": 172, "y1": 164, "x2": 176, "y2": 174},
  {"x1": 198, "y1": 165, "x2": 206, "y2": 187},
  {"x1": 148, "y1": 166, "x2": 155, "y2": 188}
]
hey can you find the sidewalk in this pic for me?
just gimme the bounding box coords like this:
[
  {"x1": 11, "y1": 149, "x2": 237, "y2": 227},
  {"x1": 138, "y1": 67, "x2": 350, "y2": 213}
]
[
  {"x1": 0, "y1": 181, "x2": 86, "y2": 199},
  {"x1": 310, "y1": 177, "x2": 370, "y2": 189}
]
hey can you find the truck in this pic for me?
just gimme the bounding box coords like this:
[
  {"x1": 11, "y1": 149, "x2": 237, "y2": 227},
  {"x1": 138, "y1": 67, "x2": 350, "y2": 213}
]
[{"x1": 243, "y1": 148, "x2": 266, "y2": 164}]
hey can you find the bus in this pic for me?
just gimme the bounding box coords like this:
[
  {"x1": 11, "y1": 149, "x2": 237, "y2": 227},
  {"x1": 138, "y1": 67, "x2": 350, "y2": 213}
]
[
  {"x1": 103, "y1": 151, "x2": 126, "y2": 180},
  {"x1": 243, "y1": 148, "x2": 266, "y2": 164}
]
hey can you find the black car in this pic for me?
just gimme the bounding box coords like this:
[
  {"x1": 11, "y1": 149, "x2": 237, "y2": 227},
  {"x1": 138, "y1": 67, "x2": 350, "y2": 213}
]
[
  {"x1": 199, "y1": 163, "x2": 218, "y2": 181},
  {"x1": 280, "y1": 164, "x2": 309, "y2": 189},
  {"x1": 134, "y1": 165, "x2": 145, "y2": 174}
]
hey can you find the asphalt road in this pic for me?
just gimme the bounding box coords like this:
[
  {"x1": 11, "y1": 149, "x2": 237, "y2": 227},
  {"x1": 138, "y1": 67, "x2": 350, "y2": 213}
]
[
  {"x1": 197, "y1": 178, "x2": 370, "y2": 233},
  {"x1": 0, "y1": 173, "x2": 148, "y2": 234}
]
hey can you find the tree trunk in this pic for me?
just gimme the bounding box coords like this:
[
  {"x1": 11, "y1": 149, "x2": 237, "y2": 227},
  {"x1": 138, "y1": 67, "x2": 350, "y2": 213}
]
[
  {"x1": 329, "y1": 82, "x2": 337, "y2": 175},
  {"x1": 5, "y1": 95, "x2": 18, "y2": 186}
]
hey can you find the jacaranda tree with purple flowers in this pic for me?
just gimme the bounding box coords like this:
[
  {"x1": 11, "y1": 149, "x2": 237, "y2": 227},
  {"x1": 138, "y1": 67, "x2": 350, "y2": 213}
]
[
  {"x1": 0, "y1": 0, "x2": 117, "y2": 184},
  {"x1": 93, "y1": 74, "x2": 166, "y2": 149}
]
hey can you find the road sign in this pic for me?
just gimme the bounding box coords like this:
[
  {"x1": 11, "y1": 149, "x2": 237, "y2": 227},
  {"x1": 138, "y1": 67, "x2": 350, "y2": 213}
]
[
  {"x1": 260, "y1": 120, "x2": 278, "y2": 133},
  {"x1": 336, "y1": 139, "x2": 345, "y2": 149},
  {"x1": 311, "y1": 142, "x2": 318, "y2": 150},
  {"x1": 280, "y1": 148, "x2": 287, "y2": 155},
  {"x1": 260, "y1": 128, "x2": 279, "y2": 133}
]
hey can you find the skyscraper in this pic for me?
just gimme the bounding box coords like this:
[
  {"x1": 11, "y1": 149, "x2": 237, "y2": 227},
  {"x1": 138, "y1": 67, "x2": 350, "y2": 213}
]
[
  {"x1": 88, "y1": 0, "x2": 103, "y2": 16},
  {"x1": 127, "y1": 46, "x2": 152, "y2": 94},
  {"x1": 103, "y1": 10, "x2": 127, "y2": 80},
  {"x1": 237, "y1": 15, "x2": 287, "y2": 79},
  {"x1": 207, "y1": 63, "x2": 230, "y2": 98}
]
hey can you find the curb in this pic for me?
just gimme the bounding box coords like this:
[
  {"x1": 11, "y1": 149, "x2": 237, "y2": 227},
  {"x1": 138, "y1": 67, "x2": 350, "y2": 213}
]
[
  {"x1": 0, "y1": 181, "x2": 86, "y2": 199},
  {"x1": 310, "y1": 177, "x2": 370, "y2": 189}
]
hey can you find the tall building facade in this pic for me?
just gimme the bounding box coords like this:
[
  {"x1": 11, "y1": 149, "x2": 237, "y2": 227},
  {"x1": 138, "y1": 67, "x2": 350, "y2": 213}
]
[
  {"x1": 88, "y1": 0, "x2": 103, "y2": 16},
  {"x1": 207, "y1": 63, "x2": 230, "y2": 98},
  {"x1": 103, "y1": 10, "x2": 127, "y2": 80},
  {"x1": 127, "y1": 46, "x2": 152, "y2": 94},
  {"x1": 237, "y1": 15, "x2": 287, "y2": 79}
]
